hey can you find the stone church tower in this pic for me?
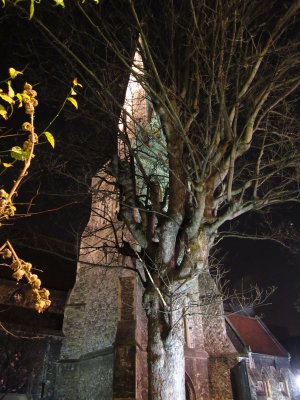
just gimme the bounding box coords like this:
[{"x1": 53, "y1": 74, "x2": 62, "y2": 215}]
[
  {"x1": 54, "y1": 186, "x2": 237, "y2": 399},
  {"x1": 54, "y1": 60, "x2": 238, "y2": 400}
]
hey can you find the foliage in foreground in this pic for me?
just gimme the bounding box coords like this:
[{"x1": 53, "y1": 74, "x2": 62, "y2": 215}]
[{"x1": 0, "y1": 68, "x2": 81, "y2": 313}]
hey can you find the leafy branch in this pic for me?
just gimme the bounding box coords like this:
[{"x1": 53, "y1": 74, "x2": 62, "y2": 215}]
[{"x1": 0, "y1": 68, "x2": 82, "y2": 313}]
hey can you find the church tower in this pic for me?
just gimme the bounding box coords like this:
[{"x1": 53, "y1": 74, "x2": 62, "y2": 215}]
[{"x1": 55, "y1": 53, "x2": 237, "y2": 400}]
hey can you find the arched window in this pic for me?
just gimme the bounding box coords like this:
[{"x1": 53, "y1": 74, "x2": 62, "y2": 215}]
[
  {"x1": 185, "y1": 373, "x2": 196, "y2": 400},
  {"x1": 261, "y1": 370, "x2": 272, "y2": 398},
  {"x1": 279, "y1": 370, "x2": 290, "y2": 397}
]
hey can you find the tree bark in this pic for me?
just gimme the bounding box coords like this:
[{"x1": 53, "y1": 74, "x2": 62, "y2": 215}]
[{"x1": 145, "y1": 289, "x2": 186, "y2": 400}]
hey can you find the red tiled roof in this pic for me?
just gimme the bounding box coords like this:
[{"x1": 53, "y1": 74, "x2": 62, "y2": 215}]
[{"x1": 227, "y1": 314, "x2": 288, "y2": 357}]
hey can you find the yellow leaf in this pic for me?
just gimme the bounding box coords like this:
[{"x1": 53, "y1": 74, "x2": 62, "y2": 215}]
[
  {"x1": 73, "y1": 77, "x2": 83, "y2": 88},
  {"x1": 22, "y1": 92, "x2": 30, "y2": 101},
  {"x1": 0, "y1": 92, "x2": 14, "y2": 104},
  {"x1": 16, "y1": 93, "x2": 23, "y2": 107},
  {"x1": 7, "y1": 80, "x2": 14, "y2": 98},
  {"x1": 0, "y1": 104, "x2": 8, "y2": 120},
  {"x1": 44, "y1": 131, "x2": 55, "y2": 148},
  {"x1": 9, "y1": 68, "x2": 23, "y2": 79},
  {"x1": 1, "y1": 0, "x2": 5, "y2": 8},
  {"x1": 71, "y1": 88, "x2": 77, "y2": 96},
  {"x1": 3, "y1": 163, "x2": 13, "y2": 168},
  {"x1": 29, "y1": 0, "x2": 35, "y2": 20},
  {"x1": 67, "y1": 97, "x2": 78, "y2": 110},
  {"x1": 53, "y1": 0, "x2": 65, "y2": 8}
]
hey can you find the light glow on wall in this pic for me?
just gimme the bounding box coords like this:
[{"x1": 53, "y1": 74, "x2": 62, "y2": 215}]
[{"x1": 296, "y1": 374, "x2": 300, "y2": 389}]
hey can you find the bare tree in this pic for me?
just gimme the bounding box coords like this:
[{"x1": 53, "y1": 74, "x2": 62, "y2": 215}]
[
  {"x1": 109, "y1": 3, "x2": 300, "y2": 398},
  {"x1": 4, "y1": 0, "x2": 300, "y2": 398}
]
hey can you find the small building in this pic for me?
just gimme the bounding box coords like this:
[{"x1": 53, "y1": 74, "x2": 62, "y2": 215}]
[{"x1": 227, "y1": 314, "x2": 299, "y2": 399}]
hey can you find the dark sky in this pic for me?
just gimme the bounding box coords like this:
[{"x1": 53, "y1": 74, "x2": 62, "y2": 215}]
[{"x1": 222, "y1": 236, "x2": 300, "y2": 336}]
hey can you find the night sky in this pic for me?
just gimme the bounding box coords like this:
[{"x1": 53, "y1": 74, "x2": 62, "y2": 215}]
[
  {"x1": 220, "y1": 210, "x2": 300, "y2": 368},
  {"x1": 223, "y1": 236, "x2": 300, "y2": 335}
]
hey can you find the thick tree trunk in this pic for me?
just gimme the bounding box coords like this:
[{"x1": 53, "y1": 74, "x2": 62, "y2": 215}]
[
  {"x1": 145, "y1": 290, "x2": 186, "y2": 400},
  {"x1": 148, "y1": 336, "x2": 185, "y2": 400}
]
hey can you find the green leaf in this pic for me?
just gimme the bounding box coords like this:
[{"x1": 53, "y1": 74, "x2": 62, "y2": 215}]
[
  {"x1": 44, "y1": 131, "x2": 55, "y2": 149},
  {"x1": 67, "y1": 97, "x2": 78, "y2": 110},
  {"x1": 10, "y1": 146, "x2": 29, "y2": 161},
  {"x1": 9, "y1": 68, "x2": 23, "y2": 80},
  {"x1": 0, "y1": 104, "x2": 8, "y2": 120}
]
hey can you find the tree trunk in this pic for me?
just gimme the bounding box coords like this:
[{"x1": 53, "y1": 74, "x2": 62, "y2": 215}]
[{"x1": 145, "y1": 290, "x2": 186, "y2": 400}]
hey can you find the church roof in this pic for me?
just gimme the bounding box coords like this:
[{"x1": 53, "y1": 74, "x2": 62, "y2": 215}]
[{"x1": 226, "y1": 314, "x2": 288, "y2": 357}]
